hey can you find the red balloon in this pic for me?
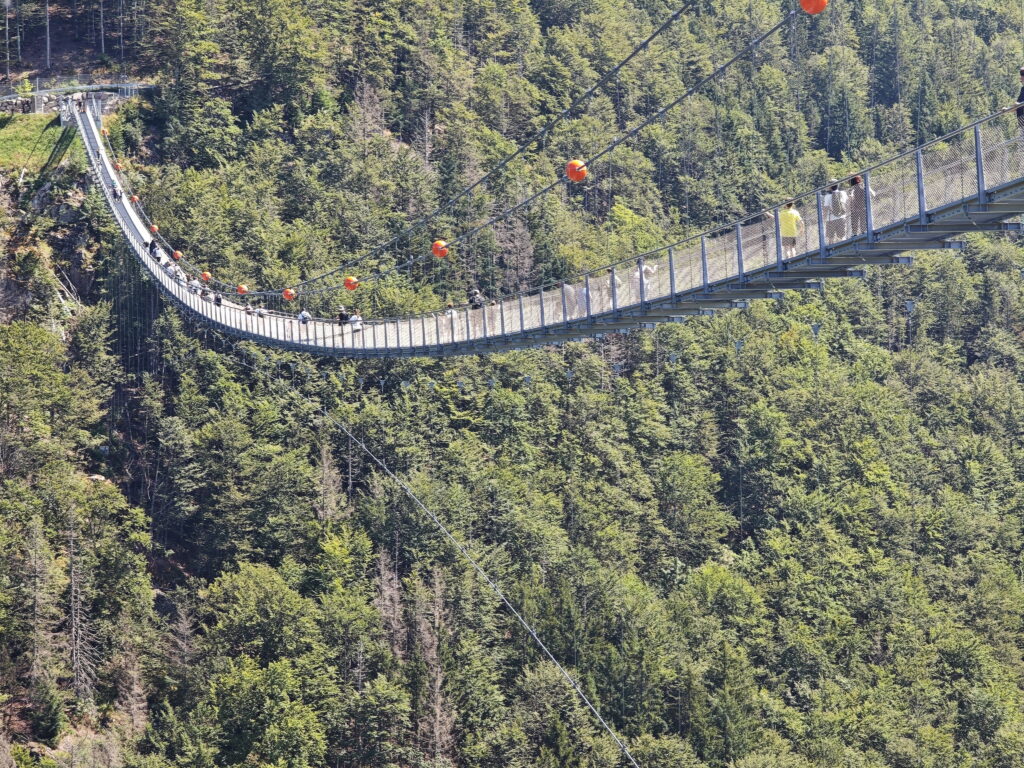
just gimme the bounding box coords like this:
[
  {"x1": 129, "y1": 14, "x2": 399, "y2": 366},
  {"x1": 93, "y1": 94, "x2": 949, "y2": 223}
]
[
  {"x1": 800, "y1": 0, "x2": 827, "y2": 14},
  {"x1": 149, "y1": 224, "x2": 159, "y2": 234},
  {"x1": 282, "y1": 288, "x2": 297, "y2": 301},
  {"x1": 344, "y1": 276, "x2": 360, "y2": 291}
]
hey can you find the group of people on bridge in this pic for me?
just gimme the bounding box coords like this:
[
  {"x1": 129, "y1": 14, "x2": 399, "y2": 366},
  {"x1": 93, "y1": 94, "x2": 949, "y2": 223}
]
[{"x1": 776, "y1": 176, "x2": 876, "y2": 259}]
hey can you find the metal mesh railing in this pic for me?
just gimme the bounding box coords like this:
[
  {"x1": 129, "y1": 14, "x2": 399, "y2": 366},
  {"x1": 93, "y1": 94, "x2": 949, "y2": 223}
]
[{"x1": 77, "y1": 94, "x2": 1024, "y2": 355}]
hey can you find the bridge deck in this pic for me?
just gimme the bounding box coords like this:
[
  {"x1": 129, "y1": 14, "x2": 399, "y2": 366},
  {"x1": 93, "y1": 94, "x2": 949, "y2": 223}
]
[{"x1": 74, "y1": 98, "x2": 1024, "y2": 358}]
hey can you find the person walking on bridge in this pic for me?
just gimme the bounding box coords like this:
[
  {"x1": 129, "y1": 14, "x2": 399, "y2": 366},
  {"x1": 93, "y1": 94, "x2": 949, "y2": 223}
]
[
  {"x1": 1016, "y1": 67, "x2": 1024, "y2": 134},
  {"x1": 823, "y1": 180, "x2": 848, "y2": 243},
  {"x1": 349, "y1": 310, "x2": 363, "y2": 333},
  {"x1": 778, "y1": 201, "x2": 803, "y2": 260},
  {"x1": 849, "y1": 175, "x2": 874, "y2": 237}
]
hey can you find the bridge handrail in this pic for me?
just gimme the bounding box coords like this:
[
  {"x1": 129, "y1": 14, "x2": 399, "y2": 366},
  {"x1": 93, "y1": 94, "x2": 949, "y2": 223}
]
[
  {"x1": 359, "y1": 101, "x2": 1024, "y2": 324},
  {"x1": 0, "y1": 79, "x2": 154, "y2": 103}
]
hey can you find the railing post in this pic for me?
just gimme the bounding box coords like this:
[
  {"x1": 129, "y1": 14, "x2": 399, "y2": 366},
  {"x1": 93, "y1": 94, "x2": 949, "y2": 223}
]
[
  {"x1": 518, "y1": 293, "x2": 526, "y2": 332},
  {"x1": 734, "y1": 224, "x2": 744, "y2": 279},
  {"x1": 434, "y1": 313, "x2": 441, "y2": 347},
  {"x1": 974, "y1": 124, "x2": 986, "y2": 204},
  {"x1": 773, "y1": 208, "x2": 783, "y2": 268},
  {"x1": 864, "y1": 170, "x2": 875, "y2": 242},
  {"x1": 668, "y1": 248, "x2": 676, "y2": 296},
  {"x1": 700, "y1": 236, "x2": 710, "y2": 290},
  {"x1": 499, "y1": 300, "x2": 506, "y2": 336},
  {"x1": 482, "y1": 304, "x2": 489, "y2": 338},
  {"x1": 915, "y1": 149, "x2": 927, "y2": 224},
  {"x1": 539, "y1": 289, "x2": 546, "y2": 327},
  {"x1": 465, "y1": 308, "x2": 472, "y2": 340},
  {"x1": 561, "y1": 283, "x2": 569, "y2": 325},
  {"x1": 816, "y1": 191, "x2": 826, "y2": 258},
  {"x1": 611, "y1": 267, "x2": 619, "y2": 312},
  {"x1": 585, "y1": 275, "x2": 593, "y2": 317},
  {"x1": 638, "y1": 257, "x2": 647, "y2": 305},
  {"x1": 450, "y1": 308, "x2": 457, "y2": 341},
  {"x1": 383, "y1": 320, "x2": 389, "y2": 348}
]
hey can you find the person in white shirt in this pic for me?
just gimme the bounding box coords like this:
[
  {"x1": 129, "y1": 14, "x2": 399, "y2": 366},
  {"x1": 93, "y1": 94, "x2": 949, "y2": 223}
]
[
  {"x1": 823, "y1": 179, "x2": 849, "y2": 242},
  {"x1": 349, "y1": 311, "x2": 363, "y2": 332}
]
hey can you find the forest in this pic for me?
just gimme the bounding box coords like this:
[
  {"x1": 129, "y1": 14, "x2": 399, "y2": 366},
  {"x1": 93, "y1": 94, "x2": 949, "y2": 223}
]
[{"x1": 3, "y1": 0, "x2": 1024, "y2": 767}]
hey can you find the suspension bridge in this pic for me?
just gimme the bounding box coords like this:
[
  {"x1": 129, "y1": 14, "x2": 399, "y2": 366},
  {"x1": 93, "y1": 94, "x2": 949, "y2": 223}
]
[{"x1": 73, "y1": 98, "x2": 1024, "y2": 358}]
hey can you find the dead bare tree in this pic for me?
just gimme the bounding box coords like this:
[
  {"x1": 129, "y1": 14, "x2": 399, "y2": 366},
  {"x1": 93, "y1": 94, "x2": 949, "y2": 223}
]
[{"x1": 66, "y1": 526, "x2": 98, "y2": 706}]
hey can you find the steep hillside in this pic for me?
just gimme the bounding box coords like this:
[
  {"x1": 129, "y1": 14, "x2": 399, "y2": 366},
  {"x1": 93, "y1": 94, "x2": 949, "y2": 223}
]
[{"x1": 3, "y1": 1, "x2": 1024, "y2": 767}]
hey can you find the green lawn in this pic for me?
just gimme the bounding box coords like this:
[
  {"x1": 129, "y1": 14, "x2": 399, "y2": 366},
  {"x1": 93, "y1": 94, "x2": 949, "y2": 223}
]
[{"x1": 0, "y1": 113, "x2": 67, "y2": 174}]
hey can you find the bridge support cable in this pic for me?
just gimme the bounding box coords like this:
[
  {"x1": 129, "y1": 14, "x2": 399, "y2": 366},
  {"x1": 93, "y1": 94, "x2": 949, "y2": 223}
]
[
  {"x1": 327, "y1": 10, "x2": 799, "y2": 294},
  {"x1": 202, "y1": 331, "x2": 642, "y2": 767},
  {"x1": 268, "y1": 4, "x2": 697, "y2": 298},
  {"x1": 322, "y1": 411, "x2": 644, "y2": 768}
]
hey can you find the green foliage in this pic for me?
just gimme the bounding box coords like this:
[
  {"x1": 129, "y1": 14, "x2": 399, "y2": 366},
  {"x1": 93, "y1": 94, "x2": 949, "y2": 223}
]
[{"x1": 6, "y1": 2, "x2": 1024, "y2": 767}]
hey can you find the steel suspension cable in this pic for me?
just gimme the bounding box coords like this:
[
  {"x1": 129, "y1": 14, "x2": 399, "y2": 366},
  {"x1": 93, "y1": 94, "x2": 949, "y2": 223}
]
[
  {"x1": 253, "y1": 4, "x2": 694, "y2": 297},
  {"x1": 205, "y1": 332, "x2": 641, "y2": 766},
  {"x1": 323, "y1": 413, "x2": 643, "y2": 768},
  {"x1": 309, "y1": 9, "x2": 796, "y2": 294}
]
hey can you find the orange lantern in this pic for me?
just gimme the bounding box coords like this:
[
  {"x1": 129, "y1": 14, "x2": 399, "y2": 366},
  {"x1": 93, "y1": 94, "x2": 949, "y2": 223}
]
[
  {"x1": 236, "y1": 284, "x2": 249, "y2": 295},
  {"x1": 172, "y1": 250, "x2": 182, "y2": 260},
  {"x1": 149, "y1": 224, "x2": 159, "y2": 234},
  {"x1": 565, "y1": 159, "x2": 588, "y2": 183},
  {"x1": 344, "y1": 275, "x2": 359, "y2": 291},
  {"x1": 201, "y1": 271, "x2": 212, "y2": 282},
  {"x1": 800, "y1": 0, "x2": 827, "y2": 13},
  {"x1": 130, "y1": 194, "x2": 139, "y2": 203},
  {"x1": 432, "y1": 239, "x2": 449, "y2": 258},
  {"x1": 282, "y1": 288, "x2": 297, "y2": 301},
  {"x1": 113, "y1": 162, "x2": 123, "y2": 171}
]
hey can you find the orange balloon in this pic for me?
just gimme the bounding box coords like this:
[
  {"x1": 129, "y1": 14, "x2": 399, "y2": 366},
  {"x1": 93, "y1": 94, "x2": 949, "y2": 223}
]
[
  {"x1": 149, "y1": 224, "x2": 159, "y2": 233},
  {"x1": 565, "y1": 159, "x2": 588, "y2": 183},
  {"x1": 236, "y1": 284, "x2": 249, "y2": 295},
  {"x1": 344, "y1": 276, "x2": 360, "y2": 291},
  {"x1": 432, "y1": 240, "x2": 449, "y2": 258},
  {"x1": 800, "y1": 0, "x2": 827, "y2": 14},
  {"x1": 130, "y1": 195, "x2": 140, "y2": 203},
  {"x1": 282, "y1": 288, "x2": 297, "y2": 301},
  {"x1": 113, "y1": 162, "x2": 123, "y2": 171},
  {"x1": 101, "y1": 128, "x2": 109, "y2": 136},
  {"x1": 172, "y1": 250, "x2": 183, "y2": 260},
  {"x1": 201, "y1": 271, "x2": 212, "y2": 282}
]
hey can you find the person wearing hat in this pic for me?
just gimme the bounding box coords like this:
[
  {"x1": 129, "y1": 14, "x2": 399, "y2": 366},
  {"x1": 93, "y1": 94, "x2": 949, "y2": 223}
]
[{"x1": 823, "y1": 179, "x2": 849, "y2": 243}]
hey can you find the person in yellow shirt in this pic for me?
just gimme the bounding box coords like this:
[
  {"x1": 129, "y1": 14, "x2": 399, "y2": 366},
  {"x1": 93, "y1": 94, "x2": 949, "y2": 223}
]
[{"x1": 778, "y1": 201, "x2": 803, "y2": 260}]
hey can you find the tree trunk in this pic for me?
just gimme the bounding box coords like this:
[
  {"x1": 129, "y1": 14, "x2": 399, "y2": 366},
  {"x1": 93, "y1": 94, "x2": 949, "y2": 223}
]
[
  {"x1": 98, "y1": 0, "x2": 106, "y2": 55},
  {"x1": 67, "y1": 528, "x2": 96, "y2": 704}
]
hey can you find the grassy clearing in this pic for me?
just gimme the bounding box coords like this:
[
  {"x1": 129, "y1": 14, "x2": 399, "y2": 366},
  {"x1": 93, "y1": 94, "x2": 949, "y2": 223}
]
[{"x1": 0, "y1": 114, "x2": 66, "y2": 175}]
